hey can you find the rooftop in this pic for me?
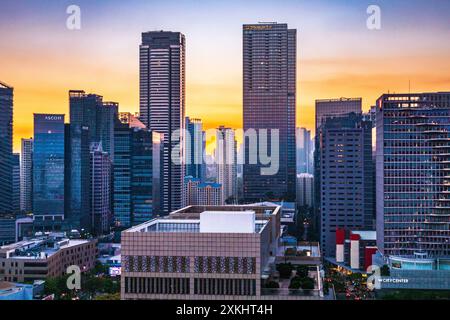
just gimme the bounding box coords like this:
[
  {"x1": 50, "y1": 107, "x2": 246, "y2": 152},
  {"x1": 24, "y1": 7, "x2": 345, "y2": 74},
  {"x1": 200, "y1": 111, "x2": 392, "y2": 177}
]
[
  {"x1": 125, "y1": 205, "x2": 281, "y2": 235},
  {"x1": 0, "y1": 235, "x2": 91, "y2": 260}
]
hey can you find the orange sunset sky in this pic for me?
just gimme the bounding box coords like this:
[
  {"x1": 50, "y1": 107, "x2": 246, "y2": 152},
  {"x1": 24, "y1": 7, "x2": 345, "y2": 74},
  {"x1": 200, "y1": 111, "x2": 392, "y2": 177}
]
[{"x1": 1, "y1": 0, "x2": 449, "y2": 153}]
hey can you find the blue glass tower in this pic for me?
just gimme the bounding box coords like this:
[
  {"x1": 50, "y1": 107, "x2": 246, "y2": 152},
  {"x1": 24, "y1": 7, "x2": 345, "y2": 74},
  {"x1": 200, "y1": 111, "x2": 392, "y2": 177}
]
[{"x1": 33, "y1": 114, "x2": 65, "y2": 227}]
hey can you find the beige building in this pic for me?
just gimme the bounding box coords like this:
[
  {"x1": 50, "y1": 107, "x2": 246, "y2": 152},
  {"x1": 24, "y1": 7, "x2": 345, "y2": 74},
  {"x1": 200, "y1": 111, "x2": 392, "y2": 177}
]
[
  {"x1": 0, "y1": 234, "x2": 97, "y2": 283},
  {"x1": 121, "y1": 205, "x2": 281, "y2": 300}
]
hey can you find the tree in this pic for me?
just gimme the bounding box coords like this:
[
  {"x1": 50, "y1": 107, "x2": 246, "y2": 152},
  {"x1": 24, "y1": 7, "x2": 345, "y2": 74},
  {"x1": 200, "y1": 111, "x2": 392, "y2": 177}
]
[
  {"x1": 380, "y1": 265, "x2": 390, "y2": 276},
  {"x1": 277, "y1": 263, "x2": 294, "y2": 279},
  {"x1": 296, "y1": 266, "x2": 309, "y2": 278},
  {"x1": 264, "y1": 281, "x2": 280, "y2": 289}
]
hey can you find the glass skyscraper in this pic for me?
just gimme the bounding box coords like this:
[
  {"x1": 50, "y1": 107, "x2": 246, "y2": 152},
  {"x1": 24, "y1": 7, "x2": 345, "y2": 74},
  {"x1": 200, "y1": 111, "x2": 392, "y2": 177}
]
[
  {"x1": 68, "y1": 90, "x2": 117, "y2": 231},
  {"x1": 33, "y1": 114, "x2": 65, "y2": 220},
  {"x1": 20, "y1": 138, "x2": 33, "y2": 212},
  {"x1": 242, "y1": 23, "x2": 296, "y2": 201},
  {"x1": 376, "y1": 92, "x2": 450, "y2": 267},
  {"x1": 185, "y1": 117, "x2": 204, "y2": 181},
  {"x1": 140, "y1": 31, "x2": 185, "y2": 215},
  {"x1": 114, "y1": 114, "x2": 162, "y2": 227},
  {"x1": 0, "y1": 81, "x2": 13, "y2": 215}
]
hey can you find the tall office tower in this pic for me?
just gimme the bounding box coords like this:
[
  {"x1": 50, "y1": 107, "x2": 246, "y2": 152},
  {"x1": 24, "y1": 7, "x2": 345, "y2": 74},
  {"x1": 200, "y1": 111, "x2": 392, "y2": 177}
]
[
  {"x1": 376, "y1": 92, "x2": 450, "y2": 267},
  {"x1": 315, "y1": 98, "x2": 362, "y2": 131},
  {"x1": 90, "y1": 143, "x2": 111, "y2": 235},
  {"x1": 114, "y1": 113, "x2": 162, "y2": 227},
  {"x1": 12, "y1": 153, "x2": 20, "y2": 212},
  {"x1": 183, "y1": 176, "x2": 223, "y2": 206},
  {"x1": 68, "y1": 90, "x2": 117, "y2": 231},
  {"x1": 319, "y1": 113, "x2": 374, "y2": 258},
  {"x1": 98, "y1": 102, "x2": 119, "y2": 161},
  {"x1": 243, "y1": 23, "x2": 296, "y2": 202},
  {"x1": 296, "y1": 173, "x2": 314, "y2": 208},
  {"x1": 296, "y1": 128, "x2": 313, "y2": 174},
  {"x1": 185, "y1": 117, "x2": 204, "y2": 180},
  {"x1": 215, "y1": 126, "x2": 237, "y2": 203},
  {"x1": 33, "y1": 114, "x2": 65, "y2": 231},
  {"x1": 20, "y1": 138, "x2": 33, "y2": 212},
  {"x1": 0, "y1": 82, "x2": 13, "y2": 215},
  {"x1": 140, "y1": 31, "x2": 185, "y2": 215},
  {"x1": 314, "y1": 98, "x2": 363, "y2": 249}
]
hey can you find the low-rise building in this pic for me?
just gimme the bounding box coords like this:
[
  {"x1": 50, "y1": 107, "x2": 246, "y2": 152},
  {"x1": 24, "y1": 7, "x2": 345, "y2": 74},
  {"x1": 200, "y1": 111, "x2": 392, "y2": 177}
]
[
  {"x1": 121, "y1": 205, "x2": 325, "y2": 300},
  {"x1": 0, "y1": 233, "x2": 97, "y2": 283}
]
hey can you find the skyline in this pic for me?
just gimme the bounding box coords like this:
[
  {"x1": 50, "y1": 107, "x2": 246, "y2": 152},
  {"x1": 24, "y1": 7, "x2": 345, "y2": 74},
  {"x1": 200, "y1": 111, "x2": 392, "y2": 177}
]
[{"x1": 1, "y1": 0, "x2": 450, "y2": 153}]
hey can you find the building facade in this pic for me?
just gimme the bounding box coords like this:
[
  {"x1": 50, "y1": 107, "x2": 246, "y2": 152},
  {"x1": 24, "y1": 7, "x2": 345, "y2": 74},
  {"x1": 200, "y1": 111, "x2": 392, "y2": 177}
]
[
  {"x1": 113, "y1": 114, "x2": 162, "y2": 227},
  {"x1": 140, "y1": 31, "x2": 186, "y2": 215},
  {"x1": 296, "y1": 128, "x2": 313, "y2": 175},
  {"x1": 376, "y1": 92, "x2": 450, "y2": 267},
  {"x1": 0, "y1": 82, "x2": 13, "y2": 215},
  {"x1": 33, "y1": 114, "x2": 65, "y2": 231},
  {"x1": 315, "y1": 98, "x2": 362, "y2": 131},
  {"x1": 215, "y1": 126, "x2": 237, "y2": 203},
  {"x1": 12, "y1": 153, "x2": 20, "y2": 213},
  {"x1": 20, "y1": 138, "x2": 33, "y2": 213},
  {"x1": 185, "y1": 117, "x2": 204, "y2": 181},
  {"x1": 0, "y1": 234, "x2": 97, "y2": 283},
  {"x1": 243, "y1": 23, "x2": 296, "y2": 202},
  {"x1": 183, "y1": 176, "x2": 223, "y2": 206},
  {"x1": 296, "y1": 173, "x2": 314, "y2": 208},
  {"x1": 319, "y1": 113, "x2": 375, "y2": 257},
  {"x1": 121, "y1": 205, "x2": 281, "y2": 300},
  {"x1": 90, "y1": 143, "x2": 112, "y2": 235},
  {"x1": 68, "y1": 91, "x2": 117, "y2": 231}
]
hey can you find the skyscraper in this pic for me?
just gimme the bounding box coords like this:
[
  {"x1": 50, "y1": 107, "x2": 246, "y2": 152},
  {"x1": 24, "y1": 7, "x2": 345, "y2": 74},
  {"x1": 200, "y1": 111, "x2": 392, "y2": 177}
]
[
  {"x1": 68, "y1": 90, "x2": 117, "y2": 231},
  {"x1": 296, "y1": 128, "x2": 313, "y2": 174},
  {"x1": 185, "y1": 117, "x2": 204, "y2": 180},
  {"x1": 314, "y1": 97, "x2": 363, "y2": 252},
  {"x1": 140, "y1": 31, "x2": 186, "y2": 215},
  {"x1": 33, "y1": 114, "x2": 65, "y2": 231},
  {"x1": 315, "y1": 98, "x2": 362, "y2": 132},
  {"x1": 12, "y1": 153, "x2": 20, "y2": 213},
  {"x1": 376, "y1": 92, "x2": 450, "y2": 267},
  {"x1": 113, "y1": 113, "x2": 162, "y2": 227},
  {"x1": 20, "y1": 138, "x2": 33, "y2": 212},
  {"x1": 296, "y1": 173, "x2": 314, "y2": 208},
  {"x1": 319, "y1": 113, "x2": 374, "y2": 257},
  {"x1": 215, "y1": 126, "x2": 237, "y2": 203},
  {"x1": 0, "y1": 81, "x2": 13, "y2": 215},
  {"x1": 90, "y1": 143, "x2": 111, "y2": 235},
  {"x1": 243, "y1": 22, "x2": 296, "y2": 202}
]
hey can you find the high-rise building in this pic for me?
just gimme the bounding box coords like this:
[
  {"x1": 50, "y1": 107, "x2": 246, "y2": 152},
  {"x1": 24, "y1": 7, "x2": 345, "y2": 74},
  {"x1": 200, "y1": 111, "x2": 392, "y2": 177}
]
[
  {"x1": 12, "y1": 153, "x2": 20, "y2": 213},
  {"x1": 68, "y1": 90, "x2": 117, "y2": 231},
  {"x1": 296, "y1": 128, "x2": 313, "y2": 174},
  {"x1": 113, "y1": 113, "x2": 162, "y2": 227},
  {"x1": 0, "y1": 82, "x2": 13, "y2": 215},
  {"x1": 215, "y1": 126, "x2": 237, "y2": 203},
  {"x1": 140, "y1": 31, "x2": 185, "y2": 215},
  {"x1": 376, "y1": 92, "x2": 450, "y2": 268},
  {"x1": 185, "y1": 117, "x2": 204, "y2": 180},
  {"x1": 315, "y1": 98, "x2": 362, "y2": 132},
  {"x1": 183, "y1": 176, "x2": 223, "y2": 206},
  {"x1": 33, "y1": 114, "x2": 65, "y2": 231},
  {"x1": 20, "y1": 138, "x2": 33, "y2": 212},
  {"x1": 296, "y1": 173, "x2": 314, "y2": 208},
  {"x1": 243, "y1": 22, "x2": 297, "y2": 202},
  {"x1": 319, "y1": 113, "x2": 374, "y2": 257},
  {"x1": 90, "y1": 143, "x2": 111, "y2": 235},
  {"x1": 314, "y1": 98, "x2": 363, "y2": 253}
]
